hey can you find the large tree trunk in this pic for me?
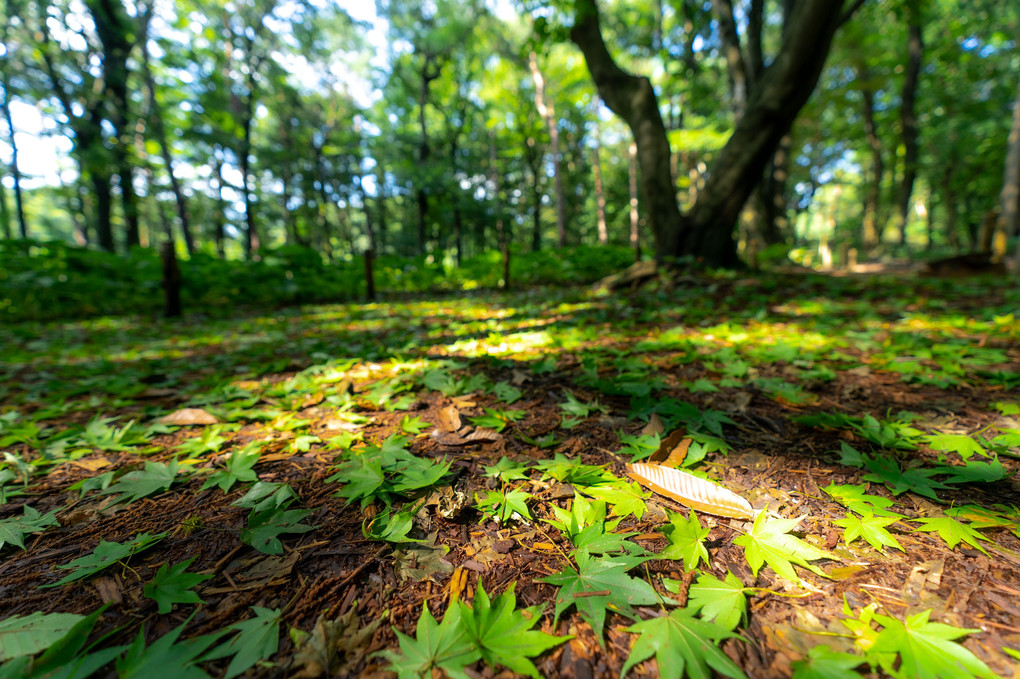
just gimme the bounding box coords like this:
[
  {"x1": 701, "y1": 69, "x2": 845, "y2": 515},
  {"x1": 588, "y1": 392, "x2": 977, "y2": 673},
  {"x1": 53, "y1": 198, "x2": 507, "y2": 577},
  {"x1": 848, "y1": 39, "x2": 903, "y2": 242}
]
[
  {"x1": 529, "y1": 52, "x2": 567, "y2": 248},
  {"x1": 895, "y1": 15, "x2": 923, "y2": 246},
  {"x1": 571, "y1": 0, "x2": 845, "y2": 267}
]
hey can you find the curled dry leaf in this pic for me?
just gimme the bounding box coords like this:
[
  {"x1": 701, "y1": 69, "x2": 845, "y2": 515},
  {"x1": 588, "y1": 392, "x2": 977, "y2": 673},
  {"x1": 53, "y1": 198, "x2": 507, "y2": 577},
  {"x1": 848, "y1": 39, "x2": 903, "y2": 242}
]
[
  {"x1": 437, "y1": 405, "x2": 462, "y2": 433},
  {"x1": 627, "y1": 462, "x2": 754, "y2": 520},
  {"x1": 158, "y1": 408, "x2": 219, "y2": 426}
]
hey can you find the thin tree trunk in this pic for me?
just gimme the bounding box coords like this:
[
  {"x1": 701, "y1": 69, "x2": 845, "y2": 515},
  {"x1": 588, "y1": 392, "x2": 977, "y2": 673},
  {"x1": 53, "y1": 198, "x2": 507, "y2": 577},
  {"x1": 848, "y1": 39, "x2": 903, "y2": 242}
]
[
  {"x1": 375, "y1": 165, "x2": 387, "y2": 252},
  {"x1": 212, "y1": 150, "x2": 227, "y2": 258},
  {"x1": 859, "y1": 69, "x2": 884, "y2": 252},
  {"x1": 629, "y1": 142, "x2": 640, "y2": 261},
  {"x1": 529, "y1": 52, "x2": 567, "y2": 248},
  {"x1": 0, "y1": 84, "x2": 27, "y2": 238},
  {"x1": 896, "y1": 16, "x2": 923, "y2": 246},
  {"x1": 490, "y1": 129, "x2": 509, "y2": 289},
  {"x1": 0, "y1": 168, "x2": 10, "y2": 239},
  {"x1": 592, "y1": 115, "x2": 608, "y2": 244},
  {"x1": 416, "y1": 54, "x2": 441, "y2": 256},
  {"x1": 999, "y1": 76, "x2": 1020, "y2": 267},
  {"x1": 240, "y1": 79, "x2": 259, "y2": 259}
]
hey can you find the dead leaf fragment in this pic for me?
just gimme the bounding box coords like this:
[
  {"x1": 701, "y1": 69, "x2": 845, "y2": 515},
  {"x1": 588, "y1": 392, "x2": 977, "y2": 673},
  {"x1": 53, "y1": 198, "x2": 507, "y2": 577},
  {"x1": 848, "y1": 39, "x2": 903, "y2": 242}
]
[
  {"x1": 627, "y1": 462, "x2": 754, "y2": 520},
  {"x1": 640, "y1": 413, "x2": 665, "y2": 437},
  {"x1": 437, "y1": 405, "x2": 462, "y2": 433},
  {"x1": 289, "y1": 607, "x2": 386, "y2": 679},
  {"x1": 158, "y1": 408, "x2": 219, "y2": 426}
]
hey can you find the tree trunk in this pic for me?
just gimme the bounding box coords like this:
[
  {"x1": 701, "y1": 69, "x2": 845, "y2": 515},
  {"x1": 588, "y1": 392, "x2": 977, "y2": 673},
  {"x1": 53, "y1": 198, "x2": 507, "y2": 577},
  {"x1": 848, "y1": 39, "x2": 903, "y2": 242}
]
[
  {"x1": 239, "y1": 76, "x2": 259, "y2": 259},
  {"x1": 0, "y1": 81, "x2": 27, "y2": 238},
  {"x1": 139, "y1": 4, "x2": 193, "y2": 255},
  {"x1": 895, "y1": 15, "x2": 923, "y2": 246},
  {"x1": 711, "y1": 0, "x2": 749, "y2": 115},
  {"x1": 859, "y1": 68, "x2": 884, "y2": 252},
  {"x1": 0, "y1": 167, "x2": 10, "y2": 239},
  {"x1": 592, "y1": 111, "x2": 608, "y2": 244},
  {"x1": 161, "y1": 240, "x2": 181, "y2": 318},
  {"x1": 490, "y1": 129, "x2": 509, "y2": 289},
  {"x1": 999, "y1": 76, "x2": 1020, "y2": 268},
  {"x1": 628, "y1": 142, "x2": 641, "y2": 260},
  {"x1": 375, "y1": 165, "x2": 388, "y2": 252},
  {"x1": 529, "y1": 52, "x2": 567, "y2": 248},
  {"x1": 93, "y1": 172, "x2": 115, "y2": 252},
  {"x1": 572, "y1": 0, "x2": 846, "y2": 268},
  {"x1": 212, "y1": 149, "x2": 227, "y2": 258},
  {"x1": 416, "y1": 54, "x2": 441, "y2": 256}
]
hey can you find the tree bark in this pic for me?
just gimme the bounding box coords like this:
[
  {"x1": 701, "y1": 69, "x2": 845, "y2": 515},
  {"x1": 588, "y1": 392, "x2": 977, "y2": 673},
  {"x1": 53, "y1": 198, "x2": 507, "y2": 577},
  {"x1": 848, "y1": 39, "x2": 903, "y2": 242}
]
[
  {"x1": 592, "y1": 127, "x2": 608, "y2": 244},
  {"x1": 859, "y1": 65, "x2": 884, "y2": 252},
  {"x1": 529, "y1": 52, "x2": 567, "y2": 248},
  {"x1": 895, "y1": 15, "x2": 923, "y2": 246},
  {"x1": 416, "y1": 54, "x2": 441, "y2": 256},
  {"x1": 571, "y1": 1, "x2": 682, "y2": 258},
  {"x1": 0, "y1": 90, "x2": 27, "y2": 239},
  {"x1": 139, "y1": 4, "x2": 194, "y2": 254},
  {"x1": 999, "y1": 76, "x2": 1020, "y2": 267},
  {"x1": 628, "y1": 142, "x2": 641, "y2": 260}
]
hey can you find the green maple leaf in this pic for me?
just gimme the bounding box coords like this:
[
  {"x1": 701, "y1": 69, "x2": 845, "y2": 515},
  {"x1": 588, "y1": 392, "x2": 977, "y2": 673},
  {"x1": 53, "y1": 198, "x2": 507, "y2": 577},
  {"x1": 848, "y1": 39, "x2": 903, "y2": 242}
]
[
  {"x1": 232, "y1": 482, "x2": 298, "y2": 513},
  {"x1": 733, "y1": 513, "x2": 835, "y2": 582},
  {"x1": 458, "y1": 583, "x2": 570, "y2": 678},
  {"x1": 491, "y1": 381, "x2": 523, "y2": 404},
  {"x1": 790, "y1": 646, "x2": 865, "y2": 679},
  {"x1": 399, "y1": 415, "x2": 431, "y2": 435},
  {"x1": 833, "y1": 513, "x2": 904, "y2": 552},
  {"x1": 660, "y1": 510, "x2": 710, "y2": 571},
  {"x1": 1, "y1": 605, "x2": 126, "y2": 678},
  {"x1": 583, "y1": 481, "x2": 649, "y2": 519},
  {"x1": 822, "y1": 482, "x2": 899, "y2": 517},
  {"x1": 871, "y1": 609, "x2": 997, "y2": 679},
  {"x1": 910, "y1": 516, "x2": 990, "y2": 555},
  {"x1": 377, "y1": 602, "x2": 479, "y2": 679},
  {"x1": 934, "y1": 457, "x2": 1007, "y2": 485},
  {"x1": 200, "y1": 607, "x2": 281, "y2": 679},
  {"x1": 102, "y1": 459, "x2": 179, "y2": 504},
  {"x1": 686, "y1": 572, "x2": 748, "y2": 631},
  {"x1": 143, "y1": 557, "x2": 214, "y2": 614},
  {"x1": 241, "y1": 506, "x2": 316, "y2": 554},
  {"x1": 483, "y1": 456, "x2": 529, "y2": 483},
  {"x1": 620, "y1": 608, "x2": 746, "y2": 679},
  {"x1": 862, "y1": 455, "x2": 948, "y2": 500},
  {"x1": 924, "y1": 434, "x2": 987, "y2": 461},
  {"x1": 475, "y1": 489, "x2": 533, "y2": 525},
  {"x1": 0, "y1": 505, "x2": 59, "y2": 551},
  {"x1": 540, "y1": 551, "x2": 669, "y2": 643},
  {"x1": 117, "y1": 617, "x2": 225, "y2": 679},
  {"x1": 617, "y1": 432, "x2": 661, "y2": 462},
  {"x1": 43, "y1": 532, "x2": 166, "y2": 588},
  {"x1": 0, "y1": 612, "x2": 84, "y2": 661},
  {"x1": 200, "y1": 442, "x2": 262, "y2": 492},
  {"x1": 329, "y1": 455, "x2": 386, "y2": 507}
]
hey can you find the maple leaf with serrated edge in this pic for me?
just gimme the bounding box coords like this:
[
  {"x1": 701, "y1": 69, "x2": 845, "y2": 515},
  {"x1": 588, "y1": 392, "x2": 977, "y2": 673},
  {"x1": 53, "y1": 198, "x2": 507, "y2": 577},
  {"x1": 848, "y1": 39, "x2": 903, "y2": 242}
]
[
  {"x1": 545, "y1": 497, "x2": 637, "y2": 556},
  {"x1": 1, "y1": 604, "x2": 126, "y2": 679},
  {"x1": 457, "y1": 583, "x2": 570, "y2": 678},
  {"x1": 833, "y1": 513, "x2": 904, "y2": 552},
  {"x1": 582, "y1": 481, "x2": 649, "y2": 519},
  {"x1": 660, "y1": 510, "x2": 710, "y2": 571},
  {"x1": 934, "y1": 457, "x2": 1006, "y2": 485},
  {"x1": 475, "y1": 489, "x2": 533, "y2": 525},
  {"x1": 822, "y1": 482, "x2": 899, "y2": 517},
  {"x1": 101, "y1": 459, "x2": 179, "y2": 504},
  {"x1": 539, "y1": 550, "x2": 670, "y2": 643},
  {"x1": 617, "y1": 432, "x2": 661, "y2": 462},
  {"x1": 733, "y1": 513, "x2": 835, "y2": 582},
  {"x1": 42, "y1": 532, "x2": 166, "y2": 588},
  {"x1": 143, "y1": 557, "x2": 213, "y2": 614},
  {"x1": 686, "y1": 572, "x2": 748, "y2": 631},
  {"x1": 790, "y1": 646, "x2": 866, "y2": 679},
  {"x1": 620, "y1": 608, "x2": 746, "y2": 679},
  {"x1": 199, "y1": 607, "x2": 281, "y2": 679},
  {"x1": 871, "y1": 610, "x2": 997, "y2": 679},
  {"x1": 377, "y1": 602, "x2": 479, "y2": 679},
  {"x1": 0, "y1": 505, "x2": 59, "y2": 551},
  {"x1": 240, "y1": 506, "x2": 316, "y2": 555},
  {"x1": 0, "y1": 611, "x2": 83, "y2": 661},
  {"x1": 862, "y1": 455, "x2": 948, "y2": 500},
  {"x1": 117, "y1": 616, "x2": 226, "y2": 679},
  {"x1": 399, "y1": 415, "x2": 430, "y2": 435},
  {"x1": 924, "y1": 434, "x2": 987, "y2": 461},
  {"x1": 910, "y1": 516, "x2": 990, "y2": 555},
  {"x1": 200, "y1": 442, "x2": 262, "y2": 492},
  {"x1": 483, "y1": 456, "x2": 529, "y2": 483}
]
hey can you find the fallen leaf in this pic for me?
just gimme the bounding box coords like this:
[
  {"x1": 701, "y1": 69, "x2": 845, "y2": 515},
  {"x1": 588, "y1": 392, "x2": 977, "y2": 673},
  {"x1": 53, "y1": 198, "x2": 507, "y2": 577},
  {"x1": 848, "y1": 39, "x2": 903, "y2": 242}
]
[
  {"x1": 627, "y1": 463, "x2": 754, "y2": 520},
  {"x1": 158, "y1": 408, "x2": 219, "y2": 426},
  {"x1": 437, "y1": 405, "x2": 462, "y2": 433},
  {"x1": 641, "y1": 413, "x2": 665, "y2": 437}
]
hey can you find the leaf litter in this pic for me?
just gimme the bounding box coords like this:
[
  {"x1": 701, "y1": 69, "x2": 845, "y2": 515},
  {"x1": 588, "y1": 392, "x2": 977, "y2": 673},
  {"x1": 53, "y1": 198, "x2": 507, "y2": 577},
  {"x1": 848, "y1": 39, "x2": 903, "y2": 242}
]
[{"x1": 0, "y1": 273, "x2": 1019, "y2": 677}]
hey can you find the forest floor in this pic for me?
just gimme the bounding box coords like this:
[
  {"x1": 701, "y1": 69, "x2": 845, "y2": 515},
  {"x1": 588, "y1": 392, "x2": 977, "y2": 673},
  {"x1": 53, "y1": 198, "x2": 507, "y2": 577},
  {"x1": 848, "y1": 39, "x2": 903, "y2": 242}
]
[{"x1": 1, "y1": 271, "x2": 1019, "y2": 679}]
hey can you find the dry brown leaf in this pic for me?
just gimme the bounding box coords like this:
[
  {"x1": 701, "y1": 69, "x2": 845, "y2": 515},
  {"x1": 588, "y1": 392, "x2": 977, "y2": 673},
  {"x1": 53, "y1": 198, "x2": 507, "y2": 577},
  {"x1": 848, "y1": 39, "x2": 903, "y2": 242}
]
[
  {"x1": 648, "y1": 429, "x2": 687, "y2": 463},
  {"x1": 663, "y1": 438, "x2": 692, "y2": 468},
  {"x1": 437, "y1": 405, "x2": 462, "y2": 433},
  {"x1": 158, "y1": 408, "x2": 219, "y2": 426},
  {"x1": 640, "y1": 413, "x2": 665, "y2": 437},
  {"x1": 627, "y1": 462, "x2": 754, "y2": 520}
]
